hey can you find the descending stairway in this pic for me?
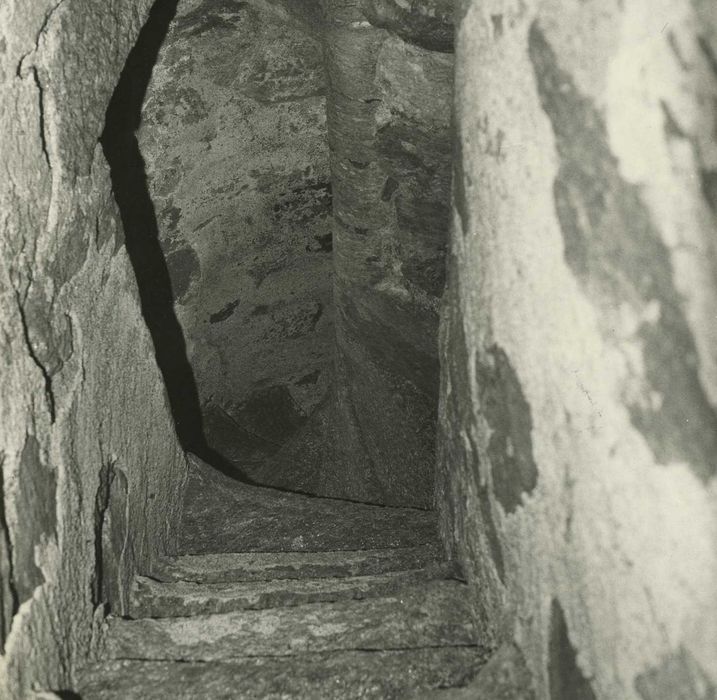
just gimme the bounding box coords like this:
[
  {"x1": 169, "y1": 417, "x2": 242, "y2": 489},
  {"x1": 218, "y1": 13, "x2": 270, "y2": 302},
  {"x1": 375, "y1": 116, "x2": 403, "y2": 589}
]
[{"x1": 76, "y1": 457, "x2": 489, "y2": 698}]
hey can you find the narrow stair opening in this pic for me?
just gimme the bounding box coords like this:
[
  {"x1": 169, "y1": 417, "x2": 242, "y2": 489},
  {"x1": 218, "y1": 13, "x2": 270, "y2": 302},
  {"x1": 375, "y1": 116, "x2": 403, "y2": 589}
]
[
  {"x1": 102, "y1": 0, "x2": 453, "y2": 511},
  {"x1": 83, "y1": 1, "x2": 485, "y2": 697}
]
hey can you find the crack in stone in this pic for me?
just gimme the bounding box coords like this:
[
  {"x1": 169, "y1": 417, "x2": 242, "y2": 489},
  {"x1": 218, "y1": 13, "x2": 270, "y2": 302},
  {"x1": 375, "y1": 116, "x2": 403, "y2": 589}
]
[
  {"x1": 31, "y1": 67, "x2": 51, "y2": 168},
  {"x1": 15, "y1": 292, "x2": 56, "y2": 423}
]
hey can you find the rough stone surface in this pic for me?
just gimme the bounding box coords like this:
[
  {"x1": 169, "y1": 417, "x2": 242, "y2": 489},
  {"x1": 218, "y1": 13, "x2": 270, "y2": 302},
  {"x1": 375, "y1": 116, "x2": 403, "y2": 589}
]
[
  {"x1": 151, "y1": 546, "x2": 443, "y2": 584},
  {"x1": 139, "y1": 0, "x2": 334, "y2": 479},
  {"x1": 131, "y1": 563, "x2": 455, "y2": 617},
  {"x1": 77, "y1": 648, "x2": 487, "y2": 699},
  {"x1": 104, "y1": 579, "x2": 479, "y2": 660},
  {"x1": 97, "y1": 465, "x2": 133, "y2": 616},
  {"x1": 73, "y1": 415, "x2": 486, "y2": 696},
  {"x1": 177, "y1": 455, "x2": 438, "y2": 553},
  {"x1": 634, "y1": 646, "x2": 717, "y2": 700},
  {"x1": 361, "y1": 0, "x2": 454, "y2": 53},
  {"x1": 548, "y1": 599, "x2": 597, "y2": 700},
  {"x1": 0, "y1": 1, "x2": 187, "y2": 697},
  {"x1": 136, "y1": 0, "x2": 452, "y2": 509},
  {"x1": 0, "y1": 457, "x2": 14, "y2": 654},
  {"x1": 440, "y1": 0, "x2": 717, "y2": 697},
  {"x1": 305, "y1": 0, "x2": 454, "y2": 508},
  {"x1": 417, "y1": 643, "x2": 536, "y2": 699}
]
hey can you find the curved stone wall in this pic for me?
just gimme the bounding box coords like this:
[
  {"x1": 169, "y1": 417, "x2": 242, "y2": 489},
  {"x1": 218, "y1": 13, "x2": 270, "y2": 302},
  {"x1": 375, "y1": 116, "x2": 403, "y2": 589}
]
[{"x1": 440, "y1": 0, "x2": 717, "y2": 696}]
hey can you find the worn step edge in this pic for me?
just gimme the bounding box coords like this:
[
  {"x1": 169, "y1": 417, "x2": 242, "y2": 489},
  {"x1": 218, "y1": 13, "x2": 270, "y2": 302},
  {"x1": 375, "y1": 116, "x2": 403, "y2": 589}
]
[
  {"x1": 105, "y1": 580, "x2": 479, "y2": 661},
  {"x1": 131, "y1": 562, "x2": 458, "y2": 618},
  {"x1": 77, "y1": 647, "x2": 490, "y2": 700},
  {"x1": 149, "y1": 544, "x2": 444, "y2": 583}
]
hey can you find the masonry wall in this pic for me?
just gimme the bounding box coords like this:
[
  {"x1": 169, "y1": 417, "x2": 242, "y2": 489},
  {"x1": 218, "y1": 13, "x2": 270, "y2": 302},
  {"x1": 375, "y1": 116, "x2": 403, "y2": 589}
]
[
  {"x1": 139, "y1": 0, "x2": 335, "y2": 481},
  {"x1": 137, "y1": 0, "x2": 455, "y2": 507},
  {"x1": 306, "y1": 0, "x2": 453, "y2": 508},
  {"x1": 439, "y1": 0, "x2": 717, "y2": 697},
  {"x1": 0, "y1": 2, "x2": 187, "y2": 697}
]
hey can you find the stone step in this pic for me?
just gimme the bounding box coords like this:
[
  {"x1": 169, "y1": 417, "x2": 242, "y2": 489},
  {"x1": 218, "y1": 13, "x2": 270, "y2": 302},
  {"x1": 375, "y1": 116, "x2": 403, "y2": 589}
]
[
  {"x1": 131, "y1": 562, "x2": 457, "y2": 617},
  {"x1": 77, "y1": 647, "x2": 489, "y2": 699},
  {"x1": 150, "y1": 544, "x2": 442, "y2": 584},
  {"x1": 178, "y1": 456, "x2": 439, "y2": 554},
  {"x1": 104, "y1": 580, "x2": 478, "y2": 661}
]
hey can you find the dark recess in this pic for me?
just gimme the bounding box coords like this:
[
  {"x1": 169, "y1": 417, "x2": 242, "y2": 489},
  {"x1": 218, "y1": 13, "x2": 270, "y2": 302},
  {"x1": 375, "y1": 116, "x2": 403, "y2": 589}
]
[
  {"x1": 0, "y1": 457, "x2": 18, "y2": 654},
  {"x1": 548, "y1": 599, "x2": 597, "y2": 700},
  {"x1": 100, "y1": 0, "x2": 252, "y2": 481}
]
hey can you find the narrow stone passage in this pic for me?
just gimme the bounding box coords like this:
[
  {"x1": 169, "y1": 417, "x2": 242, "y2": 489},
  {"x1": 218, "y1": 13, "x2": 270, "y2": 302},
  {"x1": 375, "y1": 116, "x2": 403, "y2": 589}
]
[
  {"x1": 71, "y1": 2, "x2": 488, "y2": 695},
  {"x1": 5, "y1": 0, "x2": 715, "y2": 697},
  {"x1": 76, "y1": 456, "x2": 488, "y2": 698}
]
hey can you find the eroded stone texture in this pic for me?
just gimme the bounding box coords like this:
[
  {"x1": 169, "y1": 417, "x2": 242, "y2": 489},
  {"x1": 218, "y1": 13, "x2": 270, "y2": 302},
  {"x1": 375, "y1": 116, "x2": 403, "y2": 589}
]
[
  {"x1": 435, "y1": 282, "x2": 505, "y2": 640},
  {"x1": 152, "y1": 546, "x2": 442, "y2": 583},
  {"x1": 140, "y1": 0, "x2": 334, "y2": 478},
  {"x1": 475, "y1": 345, "x2": 538, "y2": 514},
  {"x1": 441, "y1": 0, "x2": 717, "y2": 697},
  {"x1": 529, "y1": 21, "x2": 717, "y2": 484},
  {"x1": 361, "y1": 0, "x2": 454, "y2": 52},
  {"x1": 131, "y1": 563, "x2": 454, "y2": 617},
  {"x1": 313, "y1": 0, "x2": 454, "y2": 508},
  {"x1": 416, "y1": 643, "x2": 536, "y2": 699},
  {"x1": 0, "y1": 1, "x2": 187, "y2": 696},
  {"x1": 140, "y1": 0, "x2": 452, "y2": 508},
  {"x1": 176, "y1": 455, "x2": 438, "y2": 553},
  {"x1": 634, "y1": 647, "x2": 716, "y2": 700},
  {"x1": 104, "y1": 579, "x2": 479, "y2": 660},
  {"x1": 13, "y1": 435, "x2": 56, "y2": 602},
  {"x1": 78, "y1": 648, "x2": 486, "y2": 699}
]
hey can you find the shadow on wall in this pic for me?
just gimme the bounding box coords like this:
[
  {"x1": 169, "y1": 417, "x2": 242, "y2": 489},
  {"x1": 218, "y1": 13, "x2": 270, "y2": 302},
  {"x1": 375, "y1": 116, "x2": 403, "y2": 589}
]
[{"x1": 100, "y1": 0, "x2": 252, "y2": 482}]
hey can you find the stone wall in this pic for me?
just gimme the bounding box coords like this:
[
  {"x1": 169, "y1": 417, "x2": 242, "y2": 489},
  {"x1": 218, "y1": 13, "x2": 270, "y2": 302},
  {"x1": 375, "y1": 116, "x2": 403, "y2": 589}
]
[
  {"x1": 295, "y1": 0, "x2": 454, "y2": 508},
  {"x1": 139, "y1": 0, "x2": 334, "y2": 480},
  {"x1": 440, "y1": 0, "x2": 717, "y2": 697},
  {"x1": 0, "y1": 1, "x2": 187, "y2": 697},
  {"x1": 139, "y1": 0, "x2": 453, "y2": 508}
]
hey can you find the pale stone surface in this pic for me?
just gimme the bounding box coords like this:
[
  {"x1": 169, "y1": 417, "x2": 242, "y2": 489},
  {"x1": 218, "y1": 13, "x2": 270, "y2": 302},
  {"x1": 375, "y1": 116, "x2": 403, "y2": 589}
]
[
  {"x1": 72, "y1": 393, "x2": 483, "y2": 697},
  {"x1": 152, "y1": 546, "x2": 444, "y2": 583},
  {"x1": 0, "y1": 0, "x2": 187, "y2": 697},
  {"x1": 86, "y1": 478, "x2": 485, "y2": 695},
  {"x1": 131, "y1": 563, "x2": 455, "y2": 617},
  {"x1": 440, "y1": 0, "x2": 717, "y2": 697}
]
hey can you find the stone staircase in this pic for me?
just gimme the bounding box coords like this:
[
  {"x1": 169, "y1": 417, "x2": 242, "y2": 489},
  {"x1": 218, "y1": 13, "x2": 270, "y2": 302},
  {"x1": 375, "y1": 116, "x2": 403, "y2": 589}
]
[{"x1": 76, "y1": 458, "x2": 489, "y2": 698}]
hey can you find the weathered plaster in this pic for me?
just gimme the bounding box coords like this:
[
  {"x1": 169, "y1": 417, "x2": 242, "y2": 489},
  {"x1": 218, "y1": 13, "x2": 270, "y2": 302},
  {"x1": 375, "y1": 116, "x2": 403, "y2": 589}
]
[{"x1": 442, "y1": 0, "x2": 717, "y2": 697}]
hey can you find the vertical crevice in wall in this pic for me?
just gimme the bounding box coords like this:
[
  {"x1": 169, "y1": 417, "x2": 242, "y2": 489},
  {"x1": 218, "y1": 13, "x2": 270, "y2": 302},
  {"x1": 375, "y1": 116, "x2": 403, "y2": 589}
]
[
  {"x1": 100, "y1": 0, "x2": 243, "y2": 477},
  {"x1": 14, "y1": 291, "x2": 56, "y2": 423},
  {"x1": 548, "y1": 600, "x2": 597, "y2": 700},
  {"x1": 0, "y1": 453, "x2": 19, "y2": 654},
  {"x1": 321, "y1": 0, "x2": 453, "y2": 508},
  {"x1": 91, "y1": 461, "x2": 112, "y2": 609}
]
